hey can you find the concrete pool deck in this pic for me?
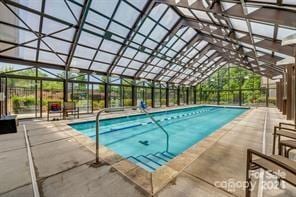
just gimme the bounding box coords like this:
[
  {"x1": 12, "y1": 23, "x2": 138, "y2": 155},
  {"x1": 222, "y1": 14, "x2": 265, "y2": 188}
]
[{"x1": 0, "y1": 106, "x2": 295, "y2": 197}]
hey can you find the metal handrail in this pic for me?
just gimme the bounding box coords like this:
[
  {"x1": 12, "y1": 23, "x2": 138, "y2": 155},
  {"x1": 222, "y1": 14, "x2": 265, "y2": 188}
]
[
  {"x1": 95, "y1": 106, "x2": 170, "y2": 164},
  {"x1": 140, "y1": 108, "x2": 169, "y2": 152}
]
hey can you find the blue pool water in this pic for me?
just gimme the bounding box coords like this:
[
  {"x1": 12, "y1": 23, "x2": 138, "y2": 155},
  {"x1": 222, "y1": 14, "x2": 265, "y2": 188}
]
[{"x1": 70, "y1": 106, "x2": 247, "y2": 171}]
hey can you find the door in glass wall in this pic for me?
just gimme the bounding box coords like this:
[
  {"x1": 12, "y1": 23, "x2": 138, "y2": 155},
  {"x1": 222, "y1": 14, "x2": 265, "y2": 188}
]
[
  {"x1": 154, "y1": 88, "x2": 161, "y2": 107},
  {"x1": 123, "y1": 86, "x2": 132, "y2": 106},
  {"x1": 93, "y1": 84, "x2": 105, "y2": 110},
  {"x1": 109, "y1": 85, "x2": 122, "y2": 108},
  {"x1": 137, "y1": 87, "x2": 144, "y2": 106},
  {"x1": 6, "y1": 78, "x2": 38, "y2": 118},
  {"x1": 169, "y1": 89, "x2": 177, "y2": 106},
  {"x1": 41, "y1": 80, "x2": 64, "y2": 117},
  {"x1": 72, "y1": 82, "x2": 91, "y2": 113},
  {"x1": 160, "y1": 88, "x2": 167, "y2": 107},
  {"x1": 145, "y1": 87, "x2": 152, "y2": 107}
]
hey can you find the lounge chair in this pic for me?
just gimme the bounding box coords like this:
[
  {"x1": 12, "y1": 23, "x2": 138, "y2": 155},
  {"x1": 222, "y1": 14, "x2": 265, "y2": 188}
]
[
  {"x1": 245, "y1": 149, "x2": 296, "y2": 197},
  {"x1": 47, "y1": 101, "x2": 62, "y2": 121},
  {"x1": 273, "y1": 123, "x2": 296, "y2": 155},
  {"x1": 63, "y1": 102, "x2": 79, "y2": 119}
]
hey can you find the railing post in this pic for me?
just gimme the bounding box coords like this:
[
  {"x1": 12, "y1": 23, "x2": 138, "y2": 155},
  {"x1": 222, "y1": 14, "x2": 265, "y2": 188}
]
[{"x1": 95, "y1": 109, "x2": 104, "y2": 164}]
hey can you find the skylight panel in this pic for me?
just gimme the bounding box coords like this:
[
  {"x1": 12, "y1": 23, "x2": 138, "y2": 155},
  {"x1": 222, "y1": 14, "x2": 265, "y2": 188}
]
[
  {"x1": 128, "y1": 60, "x2": 142, "y2": 69},
  {"x1": 143, "y1": 39, "x2": 158, "y2": 50},
  {"x1": 41, "y1": 37, "x2": 71, "y2": 54},
  {"x1": 0, "y1": 47, "x2": 35, "y2": 61},
  {"x1": 123, "y1": 47, "x2": 137, "y2": 58},
  {"x1": 45, "y1": 1, "x2": 79, "y2": 24},
  {"x1": 176, "y1": 7, "x2": 195, "y2": 18},
  {"x1": 100, "y1": 40, "x2": 121, "y2": 54},
  {"x1": 250, "y1": 22, "x2": 274, "y2": 38},
  {"x1": 78, "y1": 31, "x2": 102, "y2": 49},
  {"x1": 86, "y1": 11, "x2": 109, "y2": 29},
  {"x1": 196, "y1": 41, "x2": 208, "y2": 50},
  {"x1": 18, "y1": 9, "x2": 40, "y2": 32},
  {"x1": 39, "y1": 51, "x2": 66, "y2": 64},
  {"x1": 192, "y1": 10, "x2": 212, "y2": 22},
  {"x1": 182, "y1": 28, "x2": 197, "y2": 42},
  {"x1": 95, "y1": 51, "x2": 116, "y2": 64},
  {"x1": 138, "y1": 18, "x2": 155, "y2": 35},
  {"x1": 74, "y1": 45, "x2": 96, "y2": 59},
  {"x1": 112, "y1": 66, "x2": 125, "y2": 74},
  {"x1": 126, "y1": 0, "x2": 148, "y2": 9},
  {"x1": 283, "y1": 0, "x2": 296, "y2": 5},
  {"x1": 90, "y1": 0, "x2": 119, "y2": 18},
  {"x1": 149, "y1": 4, "x2": 168, "y2": 21},
  {"x1": 149, "y1": 25, "x2": 168, "y2": 42},
  {"x1": 172, "y1": 39, "x2": 186, "y2": 51},
  {"x1": 134, "y1": 52, "x2": 150, "y2": 62},
  {"x1": 277, "y1": 26, "x2": 296, "y2": 40},
  {"x1": 71, "y1": 58, "x2": 91, "y2": 69},
  {"x1": 160, "y1": 9, "x2": 180, "y2": 29},
  {"x1": 108, "y1": 22, "x2": 130, "y2": 37},
  {"x1": 113, "y1": 1, "x2": 139, "y2": 28},
  {"x1": 229, "y1": 18, "x2": 249, "y2": 32},
  {"x1": 133, "y1": 34, "x2": 145, "y2": 44},
  {"x1": 123, "y1": 69, "x2": 137, "y2": 76},
  {"x1": 118, "y1": 57, "x2": 131, "y2": 67}
]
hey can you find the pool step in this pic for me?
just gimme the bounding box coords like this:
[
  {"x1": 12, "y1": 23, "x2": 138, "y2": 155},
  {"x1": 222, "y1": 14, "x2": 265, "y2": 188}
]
[
  {"x1": 127, "y1": 151, "x2": 176, "y2": 172},
  {"x1": 127, "y1": 156, "x2": 156, "y2": 172}
]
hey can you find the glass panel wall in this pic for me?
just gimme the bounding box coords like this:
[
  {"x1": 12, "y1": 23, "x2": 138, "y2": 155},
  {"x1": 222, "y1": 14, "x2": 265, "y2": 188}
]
[
  {"x1": 41, "y1": 80, "x2": 64, "y2": 116},
  {"x1": 92, "y1": 84, "x2": 105, "y2": 110},
  {"x1": 196, "y1": 64, "x2": 276, "y2": 107},
  {"x1": 169, "y1": 87, "x2": 177, "y2": 106},
  {"x1": 154, "y1": 88, "x2": 161, "y2": 107},
  {"x1": 6, "y1": 78, "x2": 38, "y2": 118},
  {"x1": 160, "y1": 88, "x2": 167, "y2": 107},
  {"x1": 71, "y1": 82, "x2": 91, "y2": 113},
  {"x1": 123, "y1": 86, "x2": 132, "y2": 106},
  {"x1": 109, "y1": 85, "x2": 122, "y2": 108}
]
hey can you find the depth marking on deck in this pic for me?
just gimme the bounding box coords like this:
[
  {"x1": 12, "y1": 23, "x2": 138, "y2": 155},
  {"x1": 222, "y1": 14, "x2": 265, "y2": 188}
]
[
  {"x1": 23, "y1": 125, "x2": 40, "y2": 197},
  {"x1": 257, "y1": 110, "x2": 268, "y2": 197}
]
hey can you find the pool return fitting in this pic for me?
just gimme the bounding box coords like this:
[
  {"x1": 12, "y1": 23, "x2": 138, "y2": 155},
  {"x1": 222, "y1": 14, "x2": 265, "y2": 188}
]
[{"x1": 94, "y1": 106, "x2": 170, "y2": 165}]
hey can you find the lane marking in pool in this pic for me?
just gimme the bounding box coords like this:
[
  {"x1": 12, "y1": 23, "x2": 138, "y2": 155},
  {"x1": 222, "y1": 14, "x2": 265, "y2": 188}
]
[{"x1": 99, "y1": 108, "x2": 215, "y2": 135}]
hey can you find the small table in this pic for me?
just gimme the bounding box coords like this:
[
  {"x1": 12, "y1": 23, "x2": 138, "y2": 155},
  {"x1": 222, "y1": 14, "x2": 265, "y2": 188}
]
[{"x1": 0, "y1": 115, "x2": 18, "y2": 134}]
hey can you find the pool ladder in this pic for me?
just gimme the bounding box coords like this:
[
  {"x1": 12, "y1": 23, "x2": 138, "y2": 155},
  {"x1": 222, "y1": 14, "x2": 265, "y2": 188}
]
[{"x1": 94, "y1": 106, "x2": 170, "y2": 164}]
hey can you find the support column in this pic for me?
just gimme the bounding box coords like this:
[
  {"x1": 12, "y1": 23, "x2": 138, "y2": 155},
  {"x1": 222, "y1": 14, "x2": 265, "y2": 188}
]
[
  {"x1": 166, "y1": 83, "x2": 169, "y2": 107},
  {"x1": 194, "y1": 86, "x2": 197, "y2": 104},
  {"x1": 132, "y1": 82, "x2": 137, "y2": 107},
  {"x1": 266, "y1": 78, "x2": 269, "y2": 107},
  {"x1": 287, "y1": 66, "x2": 293, "y2": 120},
  {"x1": 177, "y1": 86, "x2": 180, "y2": 105},
  {"x1": 239, "y1": 89, "x2": 242, "y2": 106},
  {"x1": 186, "y1": 87, "x2": 189, "y2": 105},
  {"x1": 64, "y1": 71, "x2": 69, "y2": 102},
  {"x1": 0, "y1": 77, "x2": 2, "y2": 116},
  {"x1": 104, "y1": 82, "x2": 109, "y2": 108},
  {"x1": 151, "y1": 82, "x2": 155, "y2": 108}
]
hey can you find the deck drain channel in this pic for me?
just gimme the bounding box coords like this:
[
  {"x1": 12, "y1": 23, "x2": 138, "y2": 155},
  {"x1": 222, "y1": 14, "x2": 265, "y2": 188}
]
[{"x1": 23, "y1": 125, "x2": 40, "y2": 197}]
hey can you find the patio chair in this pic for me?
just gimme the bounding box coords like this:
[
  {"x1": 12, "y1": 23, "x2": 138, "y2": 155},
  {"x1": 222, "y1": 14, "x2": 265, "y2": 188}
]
[
  {"x1": 47, "y1": 101, "x2": 62, "y2": 121},
  {"x1": 245, "y1": 149, "x2": 296, "y2": 197},
  {"x1": 272, "y1": 123, "x2": 296, "y2": 155},
  {"x1": 63, "y1": 102, "x2": 79, "y2": 119}
]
